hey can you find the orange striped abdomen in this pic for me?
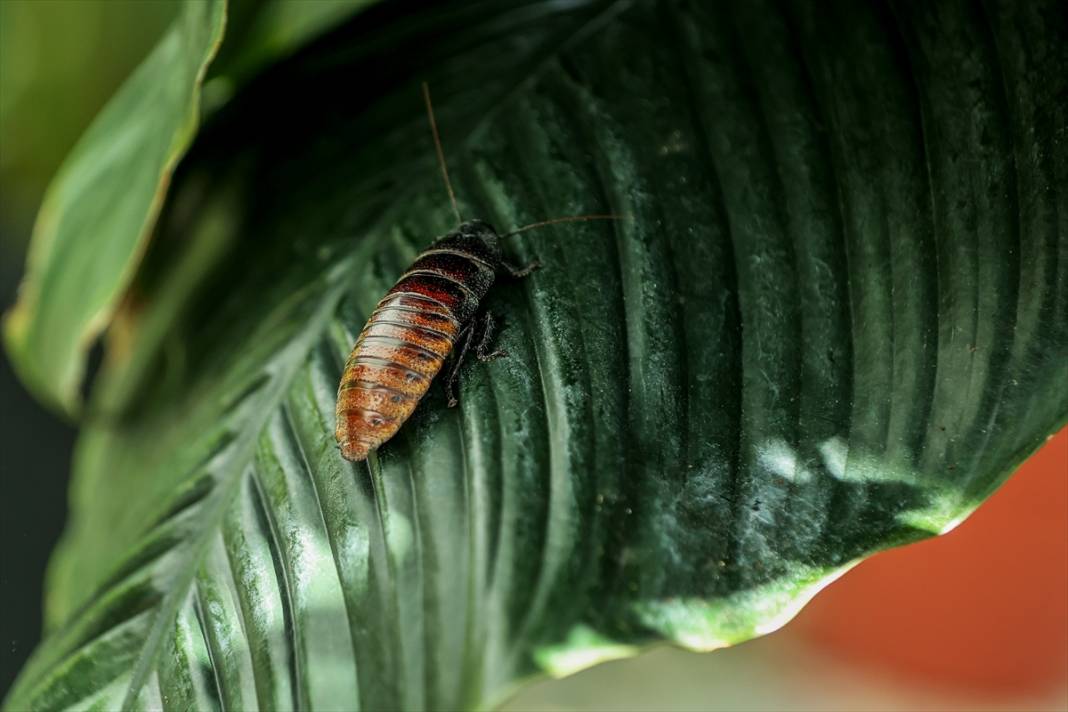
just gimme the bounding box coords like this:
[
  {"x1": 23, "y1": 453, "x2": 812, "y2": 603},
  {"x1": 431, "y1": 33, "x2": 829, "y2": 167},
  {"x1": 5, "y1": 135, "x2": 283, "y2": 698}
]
[{"x1": 335, "y1": 292, "x2": 461, "y2": 461}]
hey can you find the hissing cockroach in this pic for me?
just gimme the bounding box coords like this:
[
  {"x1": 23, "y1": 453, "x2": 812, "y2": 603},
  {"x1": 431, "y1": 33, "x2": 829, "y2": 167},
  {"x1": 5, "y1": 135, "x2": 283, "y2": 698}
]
[{"x1": 335, "y1": 83, "x2": 622, "y2": 462}]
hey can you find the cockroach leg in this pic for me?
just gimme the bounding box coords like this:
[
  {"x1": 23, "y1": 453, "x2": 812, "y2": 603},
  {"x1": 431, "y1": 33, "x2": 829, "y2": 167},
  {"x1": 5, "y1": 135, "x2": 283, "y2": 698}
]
[
  {"x1": 444, "y1": 325, "x2": 475, "y2": 407},
  {"x1": 501, "y1": 259, "x2": 541, "y2": 279},
  {"x1": 475, "y1": 311, "x2": 507, "y2": 361},
  {"x1": 443, "y1": 312, "x2": 506, "y2": 407}
]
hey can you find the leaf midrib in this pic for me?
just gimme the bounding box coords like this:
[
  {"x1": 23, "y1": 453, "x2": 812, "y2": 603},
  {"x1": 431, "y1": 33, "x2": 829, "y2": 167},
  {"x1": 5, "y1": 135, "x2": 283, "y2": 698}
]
[{"x1": 118, "y1": 276, "x2": 348, "y2": 710}]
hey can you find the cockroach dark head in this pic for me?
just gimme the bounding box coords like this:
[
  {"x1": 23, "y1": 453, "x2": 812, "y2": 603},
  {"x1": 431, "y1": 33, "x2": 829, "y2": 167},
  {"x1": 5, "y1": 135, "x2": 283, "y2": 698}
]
[
  {"x1": 458, "y1": 218, "x2": 499, "y2": 241},
  {"x1": 444, "y1": 218, "x2": 502, "y2": 261}
]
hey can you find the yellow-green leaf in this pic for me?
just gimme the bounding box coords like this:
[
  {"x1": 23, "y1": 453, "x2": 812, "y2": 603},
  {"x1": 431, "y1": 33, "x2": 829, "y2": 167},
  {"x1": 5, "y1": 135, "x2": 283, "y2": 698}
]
[{"x1": 2, "y1": 0, "x2": 226, "y2": 415}]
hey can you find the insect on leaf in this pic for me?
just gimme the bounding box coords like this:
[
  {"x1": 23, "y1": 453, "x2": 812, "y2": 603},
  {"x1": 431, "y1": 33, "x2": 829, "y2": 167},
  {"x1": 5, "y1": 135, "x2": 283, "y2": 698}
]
[{"x1": 6, "y1": 0, "x2": 1067, "y2": 710}]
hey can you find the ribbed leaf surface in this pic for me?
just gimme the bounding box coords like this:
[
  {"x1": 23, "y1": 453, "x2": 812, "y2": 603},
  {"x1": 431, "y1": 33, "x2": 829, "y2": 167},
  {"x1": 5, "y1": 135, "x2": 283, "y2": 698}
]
[{"x1": 8, "y1": 1, "x2": 1066, "y2": 710}]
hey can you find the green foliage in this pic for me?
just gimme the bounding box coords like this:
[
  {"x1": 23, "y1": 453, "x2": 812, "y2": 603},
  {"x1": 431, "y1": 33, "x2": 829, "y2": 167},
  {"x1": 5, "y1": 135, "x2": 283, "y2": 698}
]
[{"x1": 6, "y1": 0, "x2": 1067, "y2": 710}]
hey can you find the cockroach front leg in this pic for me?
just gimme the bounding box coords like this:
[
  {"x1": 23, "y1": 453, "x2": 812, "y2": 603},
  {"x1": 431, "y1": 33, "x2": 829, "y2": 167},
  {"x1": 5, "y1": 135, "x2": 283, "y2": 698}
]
[{"x1": 500, "y1": 259, "x2": 541, "y2": 279}]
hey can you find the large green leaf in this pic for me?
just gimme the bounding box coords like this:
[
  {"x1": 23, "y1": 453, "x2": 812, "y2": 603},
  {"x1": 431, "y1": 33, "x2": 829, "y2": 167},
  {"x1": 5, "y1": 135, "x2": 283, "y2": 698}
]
[{"x1": 8, "y1": 0, "x2": 1067, "y2": 709}]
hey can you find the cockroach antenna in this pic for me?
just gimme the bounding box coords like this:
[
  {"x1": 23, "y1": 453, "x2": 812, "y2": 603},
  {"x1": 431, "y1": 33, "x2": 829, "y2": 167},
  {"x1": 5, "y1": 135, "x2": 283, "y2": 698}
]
[
  {"x1": 422, "y1": 81, "x2": 462, "y2": 224},
  {"x1": 501, "y1": 213, "x2": 629, "y2": 238},
  {"x1": 422, "y1": 82, "x2": 626, "y2": 236}
]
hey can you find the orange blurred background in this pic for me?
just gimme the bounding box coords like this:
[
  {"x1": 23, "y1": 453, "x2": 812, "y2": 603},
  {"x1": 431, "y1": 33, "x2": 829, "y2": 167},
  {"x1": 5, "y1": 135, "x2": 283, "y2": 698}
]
[{"x1": 793, "y1": 427, "x2": 1067, "y2": 701}]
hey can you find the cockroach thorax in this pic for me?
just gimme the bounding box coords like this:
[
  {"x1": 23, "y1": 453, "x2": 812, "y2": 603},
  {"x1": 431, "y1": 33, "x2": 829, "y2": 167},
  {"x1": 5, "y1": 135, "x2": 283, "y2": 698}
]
[{"x1": 434, "y1": 219, "x2": 503, "y2": 264}]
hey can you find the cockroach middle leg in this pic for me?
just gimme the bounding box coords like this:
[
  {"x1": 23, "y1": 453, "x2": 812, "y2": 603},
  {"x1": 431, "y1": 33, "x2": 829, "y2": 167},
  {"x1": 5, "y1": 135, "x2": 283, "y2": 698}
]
[
  {"x1": 444, "y1": 325, "x2": 474, "y2": 408},
  {"x1": 443, "y1": 312, "x2": 506, "y2": 407},
  {"x1": 475, "y1": 311, "x2": 507, "y2": 361}
]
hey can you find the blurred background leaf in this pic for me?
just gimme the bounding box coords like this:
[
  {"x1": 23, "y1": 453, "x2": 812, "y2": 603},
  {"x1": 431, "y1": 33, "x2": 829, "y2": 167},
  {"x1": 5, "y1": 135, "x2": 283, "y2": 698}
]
[
  {"x1": 2, "y1": 0, "x2": 225, "y2": 416},
  {"x1": 0, "y1": 1, "x2": 178, "y2": 258},
  {"x1": 1, "y1": 0, "x2": 376, "y2": 417}
]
